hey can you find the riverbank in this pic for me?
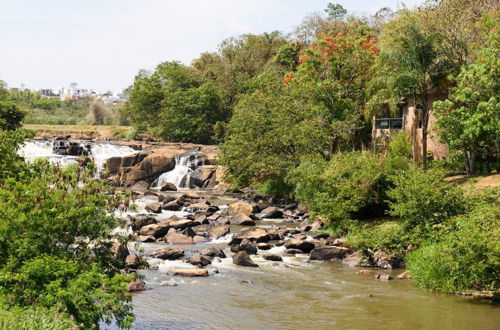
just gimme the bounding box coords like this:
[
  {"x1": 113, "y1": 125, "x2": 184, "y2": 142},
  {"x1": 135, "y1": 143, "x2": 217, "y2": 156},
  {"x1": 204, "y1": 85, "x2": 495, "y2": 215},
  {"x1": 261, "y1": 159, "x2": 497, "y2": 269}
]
[{"x1": 24, "y1": 124, "x2": 135, "y2": 140}]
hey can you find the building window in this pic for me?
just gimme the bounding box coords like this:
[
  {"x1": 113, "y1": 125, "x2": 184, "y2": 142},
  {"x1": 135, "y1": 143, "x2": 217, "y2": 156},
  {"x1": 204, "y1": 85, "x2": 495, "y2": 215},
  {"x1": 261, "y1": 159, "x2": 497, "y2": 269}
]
[{"x1": 375, "y1": 104, "x2": 405, "y2": 129}]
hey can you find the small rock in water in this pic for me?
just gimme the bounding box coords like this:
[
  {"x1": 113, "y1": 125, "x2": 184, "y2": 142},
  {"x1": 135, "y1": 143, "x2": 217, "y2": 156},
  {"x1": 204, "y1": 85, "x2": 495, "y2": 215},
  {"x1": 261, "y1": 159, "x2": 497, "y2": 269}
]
[
  {"x1": 263, "y1": 254, "x2": 283, "y2": 262},
  {"x1": 201, "y1": 247, "x2": 226, "y2": 258},
  {"x1": 160, "y1": 280, "x2": 178, "y2": 287},
  {"x1": 169, "y1": 269, "x2": 209, "y2": 277},
  {"x1": 241, "y1": 280, "x2": 254, "y2": 285},
  {"x1": 357, "y1": 269, "x2": 375, "y2": 275},
  {"x1": 160, "y1": 182, "x2": 177, "y2": 191},
  {"x1": 125, "y1": 254, "x2": 139, "y2": 269},
  {"x1": 188, "y1": 255, "x2": 212, "y2": 267},
  {"x1": 137, "y1": 234, "x2": 156, "y2": 243},
  {"x1": 149, "y1": 247, "x2": 185, "y2": 260},
  {"x1": 145, "y1": 202, "x2": 162, "y2": 213},
  {"x1": 232, "y1": 251, "x2": 258, "y2": 267},
  {"x1": 257, "y1": 242, "x2": 272, "y2": 250},
  {"x1": 396, "y1": 270, "x2": 411, "y2": 280},
  {"x1": 285, "y1": 248, "x2": 304, "y2": 255},
  {"x1": 284, "y1": 239, "x2": 315, "y2": 253},
  {"x1": 127, "y1": 280, "x2": 149, "y2": 292},
  {"x1": 374, "y1": 273, "x2": 393, "y2": 281}
]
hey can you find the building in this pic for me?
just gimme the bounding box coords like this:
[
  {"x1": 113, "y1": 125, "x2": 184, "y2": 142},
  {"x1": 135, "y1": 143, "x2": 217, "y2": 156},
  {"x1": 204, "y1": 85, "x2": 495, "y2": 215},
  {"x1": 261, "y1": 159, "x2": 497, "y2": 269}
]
[{"x1": 372, "y1": 93, "x2": 449, "y2": 161}]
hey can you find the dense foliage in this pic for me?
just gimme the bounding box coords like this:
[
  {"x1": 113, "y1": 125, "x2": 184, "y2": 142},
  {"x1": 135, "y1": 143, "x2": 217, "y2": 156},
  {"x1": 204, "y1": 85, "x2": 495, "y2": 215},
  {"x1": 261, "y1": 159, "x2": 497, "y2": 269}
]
[
  {"x1": 434, "y1": 16, "x2": 500, "y2": 173},
  {"x1": 0, "y1": 120, "x2": 134, "y2": 328}
]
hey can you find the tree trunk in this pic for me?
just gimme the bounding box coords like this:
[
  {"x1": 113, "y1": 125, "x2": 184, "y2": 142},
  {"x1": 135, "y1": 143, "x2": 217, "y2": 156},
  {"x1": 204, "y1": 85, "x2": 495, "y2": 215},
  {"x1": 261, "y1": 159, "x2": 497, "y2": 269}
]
[
  {"x1": 464, "y1": 150, "x2": 476, "y2": 175},
  {"x1": 422, "y1": 94, "x2": 430, "y2": 171}
]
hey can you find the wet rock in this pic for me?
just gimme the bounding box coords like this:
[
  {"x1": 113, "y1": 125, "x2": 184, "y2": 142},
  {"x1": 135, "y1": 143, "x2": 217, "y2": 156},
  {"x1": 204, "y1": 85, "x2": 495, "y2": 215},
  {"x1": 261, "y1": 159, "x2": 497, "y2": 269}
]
[
  {"x1": 357, "y1": 269, "x2": 375, "y2": 275},
  {"x1": 259, "y1": 207, "x2": 283, "y2": 219},
  {"x1": 232, "y1": 251, "x2": 258, "y2": 267},
  {"x1": 263, "y1": 254, "x2": 283, "y2": 262},
  {"x1": 131, "y1": 181, "x2": 149, "y2": 192},
  {"x1": 143, "y1": 193, "x2": 160, "y2": 202},
  {"x1": 342, "y1": 252, "x2": 372, "y2": 267},
  {"x1": 193, "y1": 235, "x2": 211, "y2": 243},
  {"x1": 160, "y1": 280, "x2": 178, "y2": 286},
  {"x1": 372, "y1": 251, "x2": 404, "y2": 269},
  {"x1": 125, "y1": 254, "x2": 139, "y2": 269},
  {"x1": 238, "y1": 239, "x2": 258, "y2": 255},
  {"x1": 127, "y1": 280, "x2": 149, "y2": 292},
  {"x1": 228, "y1": 201, "x2": 254, "y2": 216},
  {"x1": 170, "y1": 269, "x2": 209, "y2": 277},
  {"x1": 188, "y1": 255, "x2": 212, "y2": 267},
  {"x1": 310, "y1": 219, "x2": 325, "y2": 231},
  {"x1": 170, "y1": 219, "x2": 194, "y2": 230},
  {"x1": 241, "y1": 280, "x2": 254, "y2": 285},
  {"x1": 145, "y1": 202, "x2": 162, "y2": 213},
  {"x1": 309, "y1": 246, "x2": 351, "y2": 261},
  {"x1": 165, "y1": 232, "x2": 194, "y2": 244},
  {"x1": 201, "y1": 247, "x2": 226, "y2": 259},
  {"x1": 160, "y1": 182, "x2": 177, "y2": 191},
  {"x1": 208, "y1": 225, "x2": 230, "y2": 239},
  {"x1": 149, "y1": 247, "x2": 185, "y2": 260},
  {"x1": 163, "y1": 200, "x2": 182, "y2": 211},
  {"x1": 396, "y1": 270, "x2": 411, "y2": 280},
  {"x1": 188, "y1": 201, "x2": 210, "y2": 211},
  {"x1": 286, "y1": 248, "x2": 304, "y2": 255},
  {"x1": 230, "y1": 227, "x2": 270, "y2": 245},
  {"x1": 267, "y1": 228, "x2": 285, "y2": 241},
  {"x1": 257, "y1": 243, "x2": 272, "y2": 250},
  {"x1": 312, "y1": 232, "x2": 330, "y2": 240},
  {"x1": 284, "y1": 239, "x2": 315, "y2": 253},
  {"x1": 139, "y1": 223, "x2": 171, "y2": 238},
  {"x1": 292, "y1": 233, "x2": 307, "y2": 240},
  {"x1": 230, "y1": 213, "x2": 256, "y2": 226},
  {"x1": 207, "y1": 213, "x2": 221, "y2": 222},
  {"x1": 137, "y1": 234, "x2": 156, "y2": 242},
  {"x1": 194, "y1": 214, "x2": 209, "y2": 225},
  {"x1": 375, "y1": 273, "x2": 393, "y2": 281},
  {"x1": 129, "y1": 214, "x2": 157, "y2": 231}
]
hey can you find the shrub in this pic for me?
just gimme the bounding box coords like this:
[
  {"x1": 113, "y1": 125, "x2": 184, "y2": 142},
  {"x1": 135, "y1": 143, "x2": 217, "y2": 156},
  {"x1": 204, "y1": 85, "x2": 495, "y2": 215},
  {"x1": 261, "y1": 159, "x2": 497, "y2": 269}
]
[
  {"x1": 0, "y1": 307, "x2": 75, "y2": 329},
  {"x1": 387, "y1": 166, "x2": 465, "y2": 229},
  {"x1": 288, "y1": 152, "x2": 389, "y2": 224},
  {"x1": 407, "y1": 203, "x2": 500, "y2": 293}
]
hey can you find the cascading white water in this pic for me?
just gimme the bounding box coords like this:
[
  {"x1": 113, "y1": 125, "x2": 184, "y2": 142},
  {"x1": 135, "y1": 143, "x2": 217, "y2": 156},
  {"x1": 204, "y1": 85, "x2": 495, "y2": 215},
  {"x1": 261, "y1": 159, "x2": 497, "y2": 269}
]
[
  {"x1": 18, "y1": 140, "x2": 137, "y2": 172},
  {"x1": 154, "y1": 152, "x2": 205, "y2": 189}
]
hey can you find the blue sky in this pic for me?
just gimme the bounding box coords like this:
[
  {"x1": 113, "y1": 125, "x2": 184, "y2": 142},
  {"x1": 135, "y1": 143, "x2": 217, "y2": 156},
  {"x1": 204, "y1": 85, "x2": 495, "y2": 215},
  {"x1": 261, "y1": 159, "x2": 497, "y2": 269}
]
[{"x1": 0, "y1": 0, "x2": 422, "y2": 92}]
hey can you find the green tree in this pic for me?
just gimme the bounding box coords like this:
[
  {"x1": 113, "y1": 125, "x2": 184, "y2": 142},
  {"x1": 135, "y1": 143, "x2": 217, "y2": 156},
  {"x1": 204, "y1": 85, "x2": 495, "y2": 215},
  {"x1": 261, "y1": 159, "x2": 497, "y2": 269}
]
[
  {"x1": 434, "y1": 18, "x2": 500, "y2": 173},
  {"x1": 0, "y1": 101, "x2": 24, "y2": 131}
]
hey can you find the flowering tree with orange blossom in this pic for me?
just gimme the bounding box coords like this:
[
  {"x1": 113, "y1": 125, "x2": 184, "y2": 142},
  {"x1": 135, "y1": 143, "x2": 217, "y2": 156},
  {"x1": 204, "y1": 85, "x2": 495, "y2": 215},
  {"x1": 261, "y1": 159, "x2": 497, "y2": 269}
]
[{"x1": 286, "y1": 21, "x2": 380, "y2": 155}]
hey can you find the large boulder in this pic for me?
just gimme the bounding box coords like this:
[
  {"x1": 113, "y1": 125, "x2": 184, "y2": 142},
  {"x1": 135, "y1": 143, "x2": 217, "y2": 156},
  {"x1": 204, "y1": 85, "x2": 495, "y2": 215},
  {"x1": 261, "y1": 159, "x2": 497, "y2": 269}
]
[
  {"x1": 284, "y1": 239, "x2": 315, "y2": 253},
  {"x1": 201, "y1": 247, "x2": 226, "y2": 258},
  {"x1": 232, "y1": 251, "x2": 258, "y2": 267},
  {"x1": 208, "y1": 225, "x2": 230, "y2": 239},
  {"x1": 309, "y1": 246, "x2": 351, "y2": 261},
  {"x1": 230, "y1": 228, "x2": 270, "y2": 245},
  {"x1": 139, "y1": 223, "x2": 171, "y2": 238},
  {"x1": 163, "y1": 200, "x2": 182, "y2": 211},
  {"x1": 228, "y1": 201, "x2": 254, "y2": 216},
  {"x1": 160, "y1": 182, "x2": 177, "y2": 191},
  {"x1": 188, "y1": 255, "x2": 212, "y2": 267},
  {"x1": 259, "y1": 207, "x2": 283, "y2": 219},
  {"x1": 145, "y1": 202, "x2": 162, "y2": 213},
  {"x1": 149, "y1": 247, "x2": 185, "y2": 260},
  {"x1": 129, "y1": 214, "x2": 157, "y2": 231},
  {"x1": 230, "y1": 213, "x2": 255, "y2": 226},
  {"x1": 165, "y1": 232, "x2": 194, "y2": 244}
]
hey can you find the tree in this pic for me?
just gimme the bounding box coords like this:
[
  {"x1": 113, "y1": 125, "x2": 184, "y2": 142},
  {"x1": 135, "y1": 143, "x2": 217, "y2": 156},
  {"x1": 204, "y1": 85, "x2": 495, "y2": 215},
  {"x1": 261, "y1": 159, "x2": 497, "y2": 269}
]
[
  {"x1": 292, "y1": 21, "x2": 379, "y2": 155},
  {"x1": 325, "y1": 3, "x2": 347, "y2": 21},
  {"x1": 434, "y1": 17, "x2": 500, "y2": 173},
  {"x1": 367, "y1": 14, "x2": 453, "y2": 170},
  {"x1": 0, "y1": 101, "x2": 24, "y2": 131}
]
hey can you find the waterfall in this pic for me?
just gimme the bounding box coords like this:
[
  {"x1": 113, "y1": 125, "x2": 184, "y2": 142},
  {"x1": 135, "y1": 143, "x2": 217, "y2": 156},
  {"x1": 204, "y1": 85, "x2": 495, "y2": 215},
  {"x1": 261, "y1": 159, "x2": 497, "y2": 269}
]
[
  {"x1": 18, "y1": 140, "x2": 137, "y2": 172},
  {"x1": 153, "y1": 152, "x2": 205, "y2": 189}
]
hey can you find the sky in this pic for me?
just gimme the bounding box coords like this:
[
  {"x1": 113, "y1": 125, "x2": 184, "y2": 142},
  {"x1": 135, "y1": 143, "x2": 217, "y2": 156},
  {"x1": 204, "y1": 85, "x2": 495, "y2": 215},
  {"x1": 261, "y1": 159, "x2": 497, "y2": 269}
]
[{"x1": 0, "y1": 0, "x2": 423, "y2": 92}]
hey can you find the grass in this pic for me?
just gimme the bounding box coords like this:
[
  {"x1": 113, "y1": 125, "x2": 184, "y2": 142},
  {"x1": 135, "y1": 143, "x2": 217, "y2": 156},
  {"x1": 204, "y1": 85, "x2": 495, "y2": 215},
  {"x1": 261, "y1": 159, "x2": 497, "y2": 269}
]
[{"x1": 24, "y1": 124, "x2": 136, "y2": 140}]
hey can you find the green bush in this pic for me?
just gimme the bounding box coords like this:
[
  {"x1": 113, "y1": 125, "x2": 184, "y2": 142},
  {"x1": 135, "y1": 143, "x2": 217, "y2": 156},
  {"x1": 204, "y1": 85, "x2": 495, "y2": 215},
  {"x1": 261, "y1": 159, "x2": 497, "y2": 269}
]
[
  {"x1": 0, "y1": 307, "x2": 75, "y2": 329},
  {"x1": 387, "y1": 166, "x2": 465, "y2": 229},
  {"x1": 407, "y1": 203, "x2": 499, "y2": 293},
  {"x1": 0, "y1": 161, "x2": 134, "y2": 328},
  {"x1": 288, "y1": 152, "x2": 390, "y2": 224}
]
